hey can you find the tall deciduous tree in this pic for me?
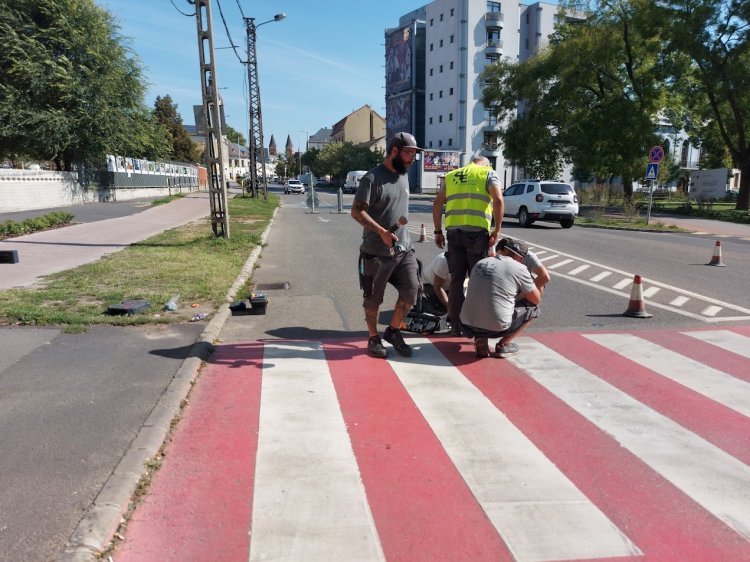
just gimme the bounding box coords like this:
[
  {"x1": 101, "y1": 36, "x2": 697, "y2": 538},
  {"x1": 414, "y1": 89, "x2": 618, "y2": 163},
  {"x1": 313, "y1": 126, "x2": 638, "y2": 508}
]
[
  {"x1": 483, "y1": 0, "x2": 671, "y2": 199},
  {"x1": 0, "y1": 0, "x2": 167, "y2": 170},
  {"x1": 658, "y1": 0, "x2": 750, "y2": 210},
  {"x1": 154, "y1": 95, "x2": 200, "y2": 162}
]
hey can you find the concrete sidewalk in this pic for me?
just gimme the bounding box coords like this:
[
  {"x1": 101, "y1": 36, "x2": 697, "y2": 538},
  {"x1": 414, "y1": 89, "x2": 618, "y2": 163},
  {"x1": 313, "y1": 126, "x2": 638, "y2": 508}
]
[{"x1": 0, "y1": 191, "x2": 212, "y2": 290}]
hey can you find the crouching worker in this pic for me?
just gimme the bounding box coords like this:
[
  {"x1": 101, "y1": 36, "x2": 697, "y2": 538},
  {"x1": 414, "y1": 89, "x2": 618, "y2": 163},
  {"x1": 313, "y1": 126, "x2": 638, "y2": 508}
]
[{"x1": 460, "y1": 239, "x2": 541, "y2": 358}]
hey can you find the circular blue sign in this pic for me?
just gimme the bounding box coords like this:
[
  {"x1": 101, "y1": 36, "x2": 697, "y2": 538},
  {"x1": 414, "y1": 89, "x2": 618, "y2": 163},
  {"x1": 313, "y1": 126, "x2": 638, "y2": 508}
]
[{"x1": 649, "y1": 146, "x2": 665, "y2": 163}]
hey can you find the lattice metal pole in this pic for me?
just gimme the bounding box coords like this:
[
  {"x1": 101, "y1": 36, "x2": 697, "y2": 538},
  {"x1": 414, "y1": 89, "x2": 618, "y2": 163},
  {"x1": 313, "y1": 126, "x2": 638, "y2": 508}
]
[
  {"x1": 195, "y1": 0, "x2": 229, "y2": 237},
  {"x1": 245, "y1": 17, "x2": 269, "y2": 200}
]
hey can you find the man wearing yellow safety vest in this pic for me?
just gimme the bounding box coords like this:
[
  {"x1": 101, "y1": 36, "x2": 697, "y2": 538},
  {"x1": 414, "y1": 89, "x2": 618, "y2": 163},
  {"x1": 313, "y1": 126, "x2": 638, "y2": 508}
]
[{"x1": 432, "y1": 155, "x2": 504, "y2": 336}]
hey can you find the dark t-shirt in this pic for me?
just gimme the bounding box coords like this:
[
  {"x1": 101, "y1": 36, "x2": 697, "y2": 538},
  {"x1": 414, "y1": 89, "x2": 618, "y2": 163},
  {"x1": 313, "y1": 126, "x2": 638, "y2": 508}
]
[{"x1": 355, "y1": 163, "x2": 412, "y2": 257}]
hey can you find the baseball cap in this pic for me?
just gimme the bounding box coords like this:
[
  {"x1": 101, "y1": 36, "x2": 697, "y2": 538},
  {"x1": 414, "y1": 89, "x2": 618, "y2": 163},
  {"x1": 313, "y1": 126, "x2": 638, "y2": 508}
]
[
  {"x1": 500, "y1": 237, "x2": 528, "y2": 258},
  {"x1": 388, "y1": 132, "x2": 422, "y2": 151}
]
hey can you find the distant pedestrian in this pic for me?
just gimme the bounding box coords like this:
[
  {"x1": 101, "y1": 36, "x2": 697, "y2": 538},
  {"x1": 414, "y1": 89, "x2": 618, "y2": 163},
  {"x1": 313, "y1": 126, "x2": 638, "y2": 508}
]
[
  {"x1": 351, "y1": 132, "x2": 422, "y2": 359},
  {"x1": 461, "y1": 239, "x2": 541, "y2": 358},
  {"x1": 432, "y1": 155, "x2": 504, "y2": 335}
]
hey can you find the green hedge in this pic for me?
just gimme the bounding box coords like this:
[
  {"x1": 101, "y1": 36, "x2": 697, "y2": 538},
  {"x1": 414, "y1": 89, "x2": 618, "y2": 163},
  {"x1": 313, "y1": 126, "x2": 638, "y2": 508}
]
[{"x1": 0, "y1": 211, "x2": 75, "y2": 239}]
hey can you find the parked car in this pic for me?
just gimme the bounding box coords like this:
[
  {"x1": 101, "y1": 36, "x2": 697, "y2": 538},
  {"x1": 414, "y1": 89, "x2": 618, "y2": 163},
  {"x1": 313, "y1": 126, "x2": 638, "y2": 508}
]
[
  {"x1": 343, "y1": 170, "x2": 367, "y2": 194},
  {"x1": 284, "y1": 179, "x2": 305, "y2": 194},
  {"x1": 503, "y1": 180, "x2": 578, "y2": 228}
]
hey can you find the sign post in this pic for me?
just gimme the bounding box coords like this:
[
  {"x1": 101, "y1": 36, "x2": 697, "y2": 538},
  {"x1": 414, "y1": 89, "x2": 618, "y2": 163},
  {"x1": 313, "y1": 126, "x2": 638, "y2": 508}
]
[{"x1": 645, "y1": 146, "x2": 665, "y2": 225}]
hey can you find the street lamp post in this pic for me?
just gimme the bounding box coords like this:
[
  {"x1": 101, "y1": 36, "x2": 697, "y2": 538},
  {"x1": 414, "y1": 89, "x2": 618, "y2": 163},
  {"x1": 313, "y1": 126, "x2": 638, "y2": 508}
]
[{"x1": 246, "y1": 12, "x2": 285, "y2": 199}]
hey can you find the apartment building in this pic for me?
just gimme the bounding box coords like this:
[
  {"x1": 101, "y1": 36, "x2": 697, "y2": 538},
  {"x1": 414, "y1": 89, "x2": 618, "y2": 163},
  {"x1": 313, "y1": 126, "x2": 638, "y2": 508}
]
[{"x1": 388, "y1": 1, "x2": 583, "y2": 191}]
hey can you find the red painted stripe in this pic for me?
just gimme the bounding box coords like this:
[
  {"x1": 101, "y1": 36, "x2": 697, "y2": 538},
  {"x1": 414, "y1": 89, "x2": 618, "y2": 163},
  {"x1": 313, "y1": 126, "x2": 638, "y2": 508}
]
[
  {"x1": 115, "y1": 343, "x2": 264, "y2": 562},
  {"x1": 642, "y1": 327, "x2": 750, "y2": 383},
  {"x1": 434, "y1": 335, "x2": 750, "y2": 561},
  {"x1": 537, "y1": 331, "x2": 750, "y2": 466},
  {"x1": 325, "y1": 339, "x2": 513, "y2": 562}
]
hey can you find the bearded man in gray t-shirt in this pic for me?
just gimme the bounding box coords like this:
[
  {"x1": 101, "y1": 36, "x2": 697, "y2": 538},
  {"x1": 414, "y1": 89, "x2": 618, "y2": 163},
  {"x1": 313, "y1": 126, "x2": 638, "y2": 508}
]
[{"x1": 351, "y1": 132, "x2": 422, "y2": 359}]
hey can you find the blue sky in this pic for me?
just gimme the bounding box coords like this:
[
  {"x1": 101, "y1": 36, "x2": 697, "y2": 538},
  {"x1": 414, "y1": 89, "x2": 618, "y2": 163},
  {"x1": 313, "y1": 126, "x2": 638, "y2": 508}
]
[{"x1": 98, "y1": 0, "x2": 430, "y2": 152}]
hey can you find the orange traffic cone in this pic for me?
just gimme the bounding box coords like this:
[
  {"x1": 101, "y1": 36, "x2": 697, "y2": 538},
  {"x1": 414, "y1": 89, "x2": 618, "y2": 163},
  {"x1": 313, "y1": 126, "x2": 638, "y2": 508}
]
[
  {"x1": 623, "y1": 274, "x2": 653, "y2": 318},
  {"x1": 418, "y1": 223, "x2": 427, "y2": 242},
  {"x1": 706, "y1": 240, "x2": 726, "y2": 267}
]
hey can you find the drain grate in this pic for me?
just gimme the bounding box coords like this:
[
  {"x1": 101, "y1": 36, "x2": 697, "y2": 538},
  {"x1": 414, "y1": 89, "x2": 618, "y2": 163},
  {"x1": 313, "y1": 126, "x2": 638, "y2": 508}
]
[{"x1": 254, "y1": 282, "x2": 289, "y2": 291}]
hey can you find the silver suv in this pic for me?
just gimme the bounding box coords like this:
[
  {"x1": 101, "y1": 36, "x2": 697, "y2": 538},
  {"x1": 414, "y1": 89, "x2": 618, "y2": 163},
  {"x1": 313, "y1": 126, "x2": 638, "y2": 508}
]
[{"x1": 502, "y1": 180, "x2": 579, "y2": 228}]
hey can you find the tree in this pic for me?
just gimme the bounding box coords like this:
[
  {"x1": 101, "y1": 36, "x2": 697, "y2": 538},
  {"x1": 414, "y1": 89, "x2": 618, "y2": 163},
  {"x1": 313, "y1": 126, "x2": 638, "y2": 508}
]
[
  {"x1": 314, "y1": 142, "x2": 382, "y2": 183},
  {"x1": 658, "y1": 0, "x2": 750, "y2": 210},
  {"x1": 483, "y1": 0, "x2": 672, "y2": 199},
  {"x1": 0, "y1": 0, "x2": 167, "y2": 170},
  {"x1": 154, "y1": 95, "x2": 200, "y2": 162},
  {"x1": 225, "y1": 124, "x2": 246, "y2": 147}
]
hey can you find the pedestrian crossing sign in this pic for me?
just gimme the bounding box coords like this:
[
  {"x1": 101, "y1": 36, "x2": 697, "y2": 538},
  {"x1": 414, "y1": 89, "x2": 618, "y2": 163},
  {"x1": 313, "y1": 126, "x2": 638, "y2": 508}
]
[{"x1": 645, "y1": 163, "x2": 659, "y2": 180}]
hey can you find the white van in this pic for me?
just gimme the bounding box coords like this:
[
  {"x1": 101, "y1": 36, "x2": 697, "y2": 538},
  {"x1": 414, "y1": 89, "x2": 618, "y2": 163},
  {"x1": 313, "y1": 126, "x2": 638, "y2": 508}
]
[{"x1": 344, "y1": 170, "x2": 367, "y2": 194}]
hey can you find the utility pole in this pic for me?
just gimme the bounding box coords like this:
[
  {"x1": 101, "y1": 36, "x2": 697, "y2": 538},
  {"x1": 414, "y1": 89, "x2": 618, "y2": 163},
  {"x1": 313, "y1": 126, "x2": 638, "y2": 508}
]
[
  {"x1": 194, "y1": 0, "x2": 229, "y2": 237},
  {"x1": 245, "y1": 14, "x2": 285, "y2": 200},
  {"x1": 245, "y1": 18, "x2": 266, "y2": 200}
]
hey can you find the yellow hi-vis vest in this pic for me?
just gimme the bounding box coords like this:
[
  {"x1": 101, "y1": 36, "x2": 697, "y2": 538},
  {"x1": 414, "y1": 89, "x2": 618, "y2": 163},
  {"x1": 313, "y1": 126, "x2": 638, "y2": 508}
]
[{"x1": 444, "y1": 163, "x2": 492, "y2": 230}]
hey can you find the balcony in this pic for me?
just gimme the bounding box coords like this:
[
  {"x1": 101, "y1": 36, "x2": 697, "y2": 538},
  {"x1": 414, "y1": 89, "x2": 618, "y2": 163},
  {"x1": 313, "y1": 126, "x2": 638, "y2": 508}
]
[
  {"x1": 486, "y1": 11, "x2": 504, "y2": 29},
  {"x1": 485, "y1": 40, "x2": 503, "y2": 56}
]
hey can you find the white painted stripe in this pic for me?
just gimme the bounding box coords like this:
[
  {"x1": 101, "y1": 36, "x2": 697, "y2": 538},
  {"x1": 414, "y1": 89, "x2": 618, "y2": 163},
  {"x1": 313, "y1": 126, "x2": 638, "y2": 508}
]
[
  {"x1": 584, "y1": 333, "x2": 750, "y2": 419},
  {"x1": 683, "y1": 330, "x2": 750, "y2": 359},
  {"x1": 547, "y1": 258, "x2": 574, "y2": 270},
  {"x1": 530, "y1": 249, "x2": 548, "y2": 255},
  {"x1": 538, "y1": 254, "x2": 560, "y2": 262},
  {"x1": 250, "y1": 342, "x2": 384, "y2": 562},
  {"x1": 389, "y1": 338, "x2": 638, "y2": 562},
  {"x1": 590, "y1": 271, "x2": 612, "y2": 282},
  {"x1": 702, "y1": 305, "x2": 723, "y2": 317},
  {"x1": 511, "y1": 337, "x2": 750, "y2": 542},
  {"x1": 613, "y1": 278, "x2": 633, "y2": 290},
  {"x1": 567, "y1": 264, "x2": 590, "y2": 276},
  {"x1": 670, "y1": 295, "x2": 690, "y2": 306},
  {"x1": 643, "y1": 286, "x2": 661, "y2": 298}
]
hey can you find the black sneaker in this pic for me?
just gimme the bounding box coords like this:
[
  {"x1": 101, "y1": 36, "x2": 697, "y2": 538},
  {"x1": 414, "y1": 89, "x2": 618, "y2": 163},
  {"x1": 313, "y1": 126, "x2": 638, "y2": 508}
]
[
  {"x1": 449, "y1": 324, "x2": 462, "y2": 337},
  {"x1": 367, "y1": 335, "x2": 387, "y2": 359},
  {"x1": 383, "y1": 326, "x2": 413, "y2": 357}
]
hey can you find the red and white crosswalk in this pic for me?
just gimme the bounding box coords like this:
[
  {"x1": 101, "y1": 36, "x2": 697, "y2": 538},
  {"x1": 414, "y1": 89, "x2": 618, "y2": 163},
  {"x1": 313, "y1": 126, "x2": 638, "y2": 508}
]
[{"x1": 115, "y1": 326, "x2": 750, "y2": 562}]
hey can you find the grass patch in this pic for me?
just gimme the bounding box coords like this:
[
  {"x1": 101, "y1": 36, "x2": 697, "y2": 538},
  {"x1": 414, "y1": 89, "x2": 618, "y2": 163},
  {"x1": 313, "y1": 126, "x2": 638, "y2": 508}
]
[
  {"x1": 0, "y1": 194, "x2": 278, "y2": 327},
  {"x1": 0, "y1": 211, "x2": 75, "y2": 239},
  {"x1": 577, "y1": 214, "x2": 683, "y2": 231}
]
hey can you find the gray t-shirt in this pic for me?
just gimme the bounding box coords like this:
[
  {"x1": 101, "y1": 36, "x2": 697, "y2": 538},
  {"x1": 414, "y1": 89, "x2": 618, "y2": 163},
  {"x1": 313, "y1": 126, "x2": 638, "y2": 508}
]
[
  {"x1": 355, "y1": 163, "x2": 413, "y2": 257},
  {"x1": 460, "y1": 255, "x2": 535, "y2": 331}
]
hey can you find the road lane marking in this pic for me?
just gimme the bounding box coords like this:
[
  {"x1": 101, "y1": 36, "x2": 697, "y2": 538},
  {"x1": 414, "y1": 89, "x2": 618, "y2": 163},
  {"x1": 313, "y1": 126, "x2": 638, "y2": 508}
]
[
  {"x1": 613, "y1": 278, "x2": 632, "y2": 290},
  {"x1": 683, "y1": 330, "x2": 750, "y2": 359},
  {"x1": 547, "y1": 258, "x2": 573, "y2": 269},
  {"x1": 702, "y1": 305, "x2": 723, "y2": 316},
  {"x1": 389, "y1": 339, "x2": 639, "y2": 562},
  {"x1": 643, "y1": 286, "x2": 661, "y2": 298},
  {"x1": 250, "y1": 342, "x2": 384, "y2": 561},
  {"x1": 512, "y1": 337, "x2": 750, "y2": 543},
  {"x1": 590, "y1": 271, "x2": 612, "y2": 282},
  {"x1": 670, "y1": 295, "x2": 690, "y2": 306},
  {"x1": 567, "y1": 264, "x2": 590, "y2": 275}
]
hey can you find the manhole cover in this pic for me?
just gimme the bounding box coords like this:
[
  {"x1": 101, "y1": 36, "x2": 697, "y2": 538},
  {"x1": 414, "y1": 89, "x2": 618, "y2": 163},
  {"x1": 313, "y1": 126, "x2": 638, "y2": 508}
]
[{"x1": 254, "y1": 282, "x2": 289, "y2": 291}]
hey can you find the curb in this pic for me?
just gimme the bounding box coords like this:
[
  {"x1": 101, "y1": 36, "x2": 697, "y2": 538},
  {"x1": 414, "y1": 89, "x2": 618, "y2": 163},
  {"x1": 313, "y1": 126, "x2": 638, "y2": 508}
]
[{"x1": 59, "y1": 206, "x2": 280, "y2": 561}]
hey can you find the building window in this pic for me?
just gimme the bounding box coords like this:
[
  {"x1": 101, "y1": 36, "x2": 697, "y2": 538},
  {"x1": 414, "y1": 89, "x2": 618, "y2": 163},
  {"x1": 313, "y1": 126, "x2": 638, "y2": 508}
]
[
  {"x1": 440, "y1": 13, "x2": 444, "y2": 21},
  {"x1": 485, "y1": 108, "x2": 498, "y2": 126},
  {"x1": 486, "y1": 55, "x2": 499, "y2": 65},
  {"x1": 526, "y1": 12, "x2": 530, "y2": 24},
  {"x1": 429, "y1": 93, "x2": 434, "y2": 100},
  {"x1": 450, "y1": 61, "x2": 454, "y2": 69},
  {"x1": 439, "y1": 39, "x2": 444, "y2": 47},
  {"x1": 439, "y1": 115, "x2": 443, "y2": 123},
  {"x1": 488, "y1": 29, "x2": 501, "y2": 46},
  {"x1": 430, "y1": 43, "x2": 434, "y2": 51},
  {"x1": 483, "y1": 132, "x2": 499, "y2": 149},
  {"x1": 450, "y1": 34, "x2": 454, "y2": 43},
  {"x1": 429, "y1": 117, "x2": 433, "y2": 124},
  {"x1": 439, "y1": 140, "x2": 443, "y2": 147},
  {"x1": 439, "y1": 65, "x2": 443, "y2": 73},
  {"x1": 449, "y1": 113, "x2": 453, "y2": 121},
  {"x1": 525, "y1": 38, "x2": 529, "y2": 50},
  {"x1": 430, "y1": 18, "x2": 433, "y2": 26},
  {"x1": 430, "y1": 68, "x2": 434, "y2": 76},
  {"x1": 449, "y1": 138, "x2": 453, "y2": 145},
  {"x1": 429, "y1": 141, "x2": 433, "y2": 148},
  {"x1": 439, "y1": 90, "x2": 443, "y2": 98},
  {"x1": 488, "y1": 1, "x2": 501, "y2": 13},
  {"x1": 451, "y1": 8, "x2": 454, "y2": 16},
  {"x1": 449, "y1": 87, "x2": 454, "y2": 95}
]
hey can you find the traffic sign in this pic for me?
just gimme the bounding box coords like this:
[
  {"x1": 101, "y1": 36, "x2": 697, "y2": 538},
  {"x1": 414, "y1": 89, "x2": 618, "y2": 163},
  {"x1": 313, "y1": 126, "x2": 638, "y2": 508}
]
[
  {"x1": 645, "y1": 163, "x2": 659, "y2": 180},
  {"x1": 648, "y1": 146, "x2": 665, "y2": 163}
]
